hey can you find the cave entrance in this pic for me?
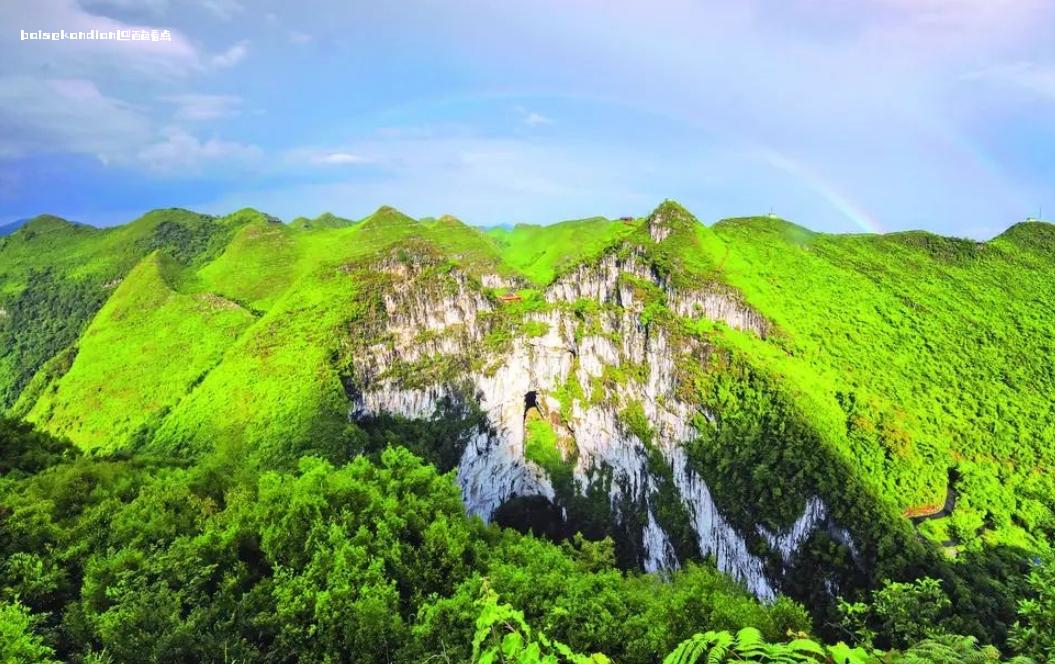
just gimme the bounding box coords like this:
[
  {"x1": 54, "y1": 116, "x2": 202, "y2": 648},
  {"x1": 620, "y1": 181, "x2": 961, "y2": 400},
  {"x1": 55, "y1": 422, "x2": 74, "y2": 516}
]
[
  {"x1": 493, "y1": 495, "x2": 567, "y2": 540},
  {"x1": 523, "y1": 390, "x2": 540, "y2": 421}
]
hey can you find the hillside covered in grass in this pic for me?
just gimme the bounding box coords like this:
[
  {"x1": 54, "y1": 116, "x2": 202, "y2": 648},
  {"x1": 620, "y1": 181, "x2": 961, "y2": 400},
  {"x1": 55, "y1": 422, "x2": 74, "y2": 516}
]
[{"x1": 1, "y1": 201, "x2": 1053, "y2": 662}]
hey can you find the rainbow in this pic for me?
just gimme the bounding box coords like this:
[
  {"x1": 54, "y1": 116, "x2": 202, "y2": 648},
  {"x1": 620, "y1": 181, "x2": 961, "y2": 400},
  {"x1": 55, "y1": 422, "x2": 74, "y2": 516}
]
[
  {"x1": 759, "y1": 149, "x2": 886, "y2": 235},
  {"x1": 362, "y1": 90, "x2": 1025, "y2": 233}
]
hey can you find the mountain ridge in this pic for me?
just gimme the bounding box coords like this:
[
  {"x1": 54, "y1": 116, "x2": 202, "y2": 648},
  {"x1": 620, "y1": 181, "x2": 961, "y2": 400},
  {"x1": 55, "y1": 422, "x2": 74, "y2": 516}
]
[
  {"x1": 1, "y1": 200, "x2": 1052, "y2": 646},
  {"x1": 11, "y1": 204, "x2": 1052, "y2": 242}
]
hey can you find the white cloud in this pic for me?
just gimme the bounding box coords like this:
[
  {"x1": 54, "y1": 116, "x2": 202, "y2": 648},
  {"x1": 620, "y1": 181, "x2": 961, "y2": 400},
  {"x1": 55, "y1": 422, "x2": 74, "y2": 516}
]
[
  {"x1": 136, "y1": 127, "x2": 260, "y2": 173},
  {"x1": 523, "y1": 111, "x2": 551, "y2": 127},
  {"x1": 512, "y1": 106, "x2": 552, "y2": 128},
  {"x1": 283, "y1": 147, "x2": 372, "y2": 166},
  {"x1": 196, "y1": 0, "x2": 242, "y2": 20},
  {"x1": 207, "y1": 130, "x2": 655, "y2": 223},
  {"x1": 0, "y1": 1, "x2": 256, "y2": 176},
  {"x1": 211, "y1": 40, "x2": 249, "y2": 68},
  {"x1": 964, "y1": 62, "x2": 1055, "y2": 102},
  {"x1": 0, "y1": 76, "x2": 153, "y2": 160},
  {"x1": 161, "y1": 93, "x2": 242, "y2": 121},
  {"x1": 82, "y1": 0, "x2": 169, "y2": 15},
  {"x1": 318, "y1": 152, "x2": 369, "y2": 165},
  {"x1": 288, "y1": 30, "x2": 313, "y2": 44},
  {"x1": 83, "y1": 0, "x2": 242, "y2": 19},
  {"x1": 0, "y1": 76, "x2": 256, "y2": 174}
]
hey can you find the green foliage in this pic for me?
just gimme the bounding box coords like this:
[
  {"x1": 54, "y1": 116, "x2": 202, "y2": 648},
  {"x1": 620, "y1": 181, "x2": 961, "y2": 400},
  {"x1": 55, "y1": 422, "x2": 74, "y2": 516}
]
[
  {"x1": 487, "y1": 217, "x2": 635, "y2": 285},
  {"x1": 871, "y1": 578, "x2": 951, "y2": 648},
  {"x1": 891, "y1": 634, "x2": 1033, "y2": 664},
  {"x1": 662, "y1": 627, "x2": 847, "y2": 664},
  {"x1": 0, "y1": 415, "x2": 79, "y2": 477},
  {"x1": 710, "y1": 216, "x2": 1055, "y2": 553},
  {"x1": 837, "y1": 577, "x2": 971, "y2": 651},
  {"x1": 0, "y1": 208, "x2": 255, "y2": 410},
  {"x1": 0, "y1": 601, "x2": 60, "y2": 664},
  {"x1": 619, "y1": 401, "x2": 654, "y2": 447},
  {"x1": 1008, "y1": 558, "x2": 1055, "y2": 661},
  {"x1": 0, "y1": 423, "x2": 812, "y2": 664},
  {"x1": 524, "y1": 415, "x2": 564, "y2": 473},
  {"x1": 25, "y1": 253, "x2": 255, "y2": 451},
  {"x1": 480, "y1": 605, "x2": 1034, "y2": 664},
  {"x1": 289, "y1": 211, "x2": 356, "y2": 230},
  {"x1": 471, "y1": 588, "x2": 610, "y2": 663},
  {"x1": 2, "y1": 202, "x2": 1054, "y2": 663},
  {"x1": 522, "y1": 320, "x2": 551, "y2": 337},
  {"x1": 0, "y1": 268, "x2": 106, "y2": 407}
]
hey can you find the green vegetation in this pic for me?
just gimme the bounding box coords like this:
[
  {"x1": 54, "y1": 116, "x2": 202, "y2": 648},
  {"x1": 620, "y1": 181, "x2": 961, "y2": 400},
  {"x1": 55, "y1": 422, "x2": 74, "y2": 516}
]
[
  {"x1": 25, "y1": 254, "x2": 255, "y2": 450},
  {"x1": 0, "y1": 209, "x2": 259, "y2": 408},
  {"x1": 6, "y1": 419, "x2": 1042, "y2": 663},
  {"x1": 2, "y1": 201, "x2": 1054, "y2": 662},
  {"x1": 0, "y1": 600, "x2": 60, "y2": 664},
  {"x1": 1009, "y1": 557, "x2": 1055, "y2": 660},
  {"x1": 1, "y1": 420, "x2": 811, "y2": 663},
  {"x1": 524, "y1": 413, "x2": 563, "y2": 471},
  {"x1": 289, "y1": 211, "x2": 356, "y2": 230},
  {"x1": 708, "y1": 215, "x2": 1055, "y2": 553},
  {"x1": 487, "y1": 216, "x2": 636, "y2": 284},
  {"x1": 0, "y1": 268, "x2": 107, "y2": 407}
]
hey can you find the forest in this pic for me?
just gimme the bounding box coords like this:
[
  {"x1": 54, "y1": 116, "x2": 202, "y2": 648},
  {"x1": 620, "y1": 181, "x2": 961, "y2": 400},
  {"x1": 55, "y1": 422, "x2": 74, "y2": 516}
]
[
  {"x1": 1, "y1": 416, "x2": 1053, "y2": 663},
  {"x1": 1, "y1": 204, "x2": 1054, "y2": 662}
]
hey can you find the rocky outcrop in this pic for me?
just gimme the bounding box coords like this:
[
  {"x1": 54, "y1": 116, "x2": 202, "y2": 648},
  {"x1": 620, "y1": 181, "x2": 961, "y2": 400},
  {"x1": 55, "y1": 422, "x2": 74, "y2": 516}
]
[
  {"x1": 344, "y1": 248, "x2": 846, "y2": 600},
  {"x1": 547, "y1": 252, "x2": 769, "y2": 338}
]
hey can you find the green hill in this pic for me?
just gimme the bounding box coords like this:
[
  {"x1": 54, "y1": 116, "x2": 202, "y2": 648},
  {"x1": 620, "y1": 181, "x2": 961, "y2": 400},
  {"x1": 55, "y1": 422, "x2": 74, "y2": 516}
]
[
  {"x1": 288, "y1": 211, "x2": 357, "y2": 230},
  {"x1": 486, "y1": 215, "x2": 635, "y2": 284},
  {"x1": 709, "y1": 216, "x2": 1055, "y2": 551},
  {"x1": 4, "y1": 203, "x2": 1053, "y2": 545},
  {"x1": 1, "y1": 202, "x2": 1053, "y2": 662},
  {"x1": 0, "y1": 208, "x2": 257, "y2": 407},
  {"x1": 25, "y1": 252, "x2": 255, "y2": 450}
]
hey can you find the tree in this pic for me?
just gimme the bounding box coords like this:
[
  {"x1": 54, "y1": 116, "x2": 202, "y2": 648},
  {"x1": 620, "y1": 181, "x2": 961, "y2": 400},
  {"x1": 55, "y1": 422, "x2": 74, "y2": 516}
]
[
  {"x1": 0, "y1": 601, "x2": 60, "y2": 664},
  {"x1": 1009, "y1": 559, "x2": 1055, "y2": 662},
  {"x1": 471, "y1": 588, "x2": 610, "y2": 664},
  {"x1": 839, "y1": 578, "x2": 952, "y2": 650}
]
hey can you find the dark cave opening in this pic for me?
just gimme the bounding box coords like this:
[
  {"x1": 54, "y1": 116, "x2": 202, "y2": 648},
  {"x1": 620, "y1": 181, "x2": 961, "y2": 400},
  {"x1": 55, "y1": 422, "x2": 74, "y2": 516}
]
[
  {"x1": 523, "y1": 390, "x2": 539, "y2": 420},
  {"x1": 493, "y1": 495, "x2": 567, "y2": 540}
]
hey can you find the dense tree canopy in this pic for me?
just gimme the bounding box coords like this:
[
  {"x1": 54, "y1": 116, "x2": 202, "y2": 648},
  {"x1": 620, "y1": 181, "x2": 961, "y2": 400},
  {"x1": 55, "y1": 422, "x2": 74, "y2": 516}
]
[{"x1": 0, "y1": 418, "x2": 1049, "y2": 663}]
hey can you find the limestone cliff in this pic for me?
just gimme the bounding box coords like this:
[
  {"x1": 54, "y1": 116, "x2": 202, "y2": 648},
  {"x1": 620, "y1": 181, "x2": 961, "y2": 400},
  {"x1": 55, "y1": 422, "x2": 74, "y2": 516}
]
[{"x1": 342, "y1": 231, "x2": 853, "y2": 600}]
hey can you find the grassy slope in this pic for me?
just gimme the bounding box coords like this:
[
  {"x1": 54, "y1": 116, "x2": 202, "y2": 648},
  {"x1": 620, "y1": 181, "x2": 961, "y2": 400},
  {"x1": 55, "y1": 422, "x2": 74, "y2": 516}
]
[
  {"x1": 148, "y1": 207, "x2": 443, "y2": 463},
  {"x1": 709, "y1": 216, "x2": 1055, "y2": 549},
  {"x1": 288, "y1": 211, "x2": 357, "y2": 230},
  {"x1": 6, "y1": 202, "x2": 1053, "y2": 555},
  {"x1": 196, "y1": 219, "x2": 302, "y2": 312},
  {"x1": 487, "y1": 216, "x2": 636, "y2": 284},
  {"x1": 25, "y1": 252, "x2": 255, "y2": 450},
  {"x1": 0, "y1": 209, "x2": 257, "y2": 406},
  {"x1": 0, "y1": 209, "x2": 235, "y2": 293},
  {"x1": 424, "y1": 215, "x2": 510, "y2": 277}
]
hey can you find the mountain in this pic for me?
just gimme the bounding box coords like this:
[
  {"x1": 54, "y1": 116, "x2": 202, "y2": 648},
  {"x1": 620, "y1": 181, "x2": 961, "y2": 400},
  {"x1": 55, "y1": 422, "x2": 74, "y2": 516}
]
[
  {"x1": 0, "y1": 217, "x2": 33, "y2": 236},
  {"x1": 1, "y1": 201, "x2": 1053, "y2": 660},
  {"x1": 0, "y1": 208, "x2": 270, "y2": 408},
  {"x1": 288, "y1": 211, "x2": 357, "y2": 230}
]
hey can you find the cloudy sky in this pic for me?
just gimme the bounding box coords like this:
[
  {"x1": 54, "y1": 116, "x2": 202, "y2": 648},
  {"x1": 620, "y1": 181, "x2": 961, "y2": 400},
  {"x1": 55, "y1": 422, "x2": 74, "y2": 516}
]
[{"x1": 1, "y1": 0, "x2": 1053, "y2": 236}]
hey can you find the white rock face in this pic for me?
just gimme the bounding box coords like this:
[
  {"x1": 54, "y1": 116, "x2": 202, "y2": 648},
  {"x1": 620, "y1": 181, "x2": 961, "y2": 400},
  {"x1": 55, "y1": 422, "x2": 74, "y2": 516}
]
[
  {"x1": 346, "y1": 250, "x2": 845, "y2": 600},
  {"x1": 648, "y1": 213, "x2": 673, "y2": 243},
  {"x1": 758, "y1": 496, "x2": 829, "y2": 563},
  {"x1": 481, "y1": 273, "x2": 518, "y2": 289}
]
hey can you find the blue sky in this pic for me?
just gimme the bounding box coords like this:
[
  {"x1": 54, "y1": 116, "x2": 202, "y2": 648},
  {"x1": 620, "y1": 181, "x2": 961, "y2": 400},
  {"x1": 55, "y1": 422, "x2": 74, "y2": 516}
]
[{"x1": 1, "y1": 0, "x2": 1054, "y2": 237}]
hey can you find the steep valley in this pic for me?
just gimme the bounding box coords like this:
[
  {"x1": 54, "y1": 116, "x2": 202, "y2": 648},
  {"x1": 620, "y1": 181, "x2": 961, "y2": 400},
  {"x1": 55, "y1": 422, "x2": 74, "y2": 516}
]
[{"x1": 2, "y1": 201, "x2": 1053, "y2": 661}]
